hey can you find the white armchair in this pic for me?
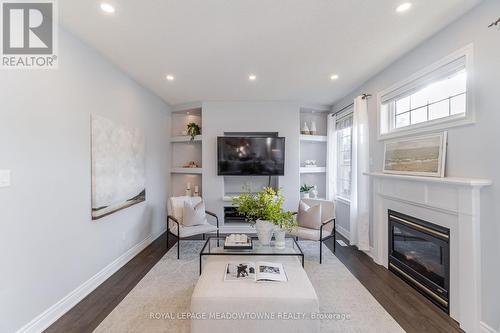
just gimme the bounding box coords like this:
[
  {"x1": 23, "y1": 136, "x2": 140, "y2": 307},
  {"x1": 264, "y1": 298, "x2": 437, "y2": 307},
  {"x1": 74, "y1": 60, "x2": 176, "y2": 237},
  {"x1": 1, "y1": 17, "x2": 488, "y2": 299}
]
[
  {"x1": 289, "y1": 198, "x2": 336, "y2": 264},
  {"x1": 167, "y1": 196, "x2": 219, "y2": 259}
]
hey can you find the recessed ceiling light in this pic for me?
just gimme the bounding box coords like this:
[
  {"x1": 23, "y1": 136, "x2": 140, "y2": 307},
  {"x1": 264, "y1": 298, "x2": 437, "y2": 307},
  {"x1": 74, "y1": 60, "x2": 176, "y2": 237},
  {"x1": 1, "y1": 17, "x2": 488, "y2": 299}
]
[
  {"x1": 166, "y1": 75, "x2": 175, "y2": 81},
  {"x1": 248, "y1": 74, "x2": 257, "y2": 81},
  {"x1": 396, "y1": 2, "x2": 412, "y2": 13},
  {"x1": 100, "y1": 3, "x2": 115, "y2": 14},
  {"x1": 330, "y1": 74, "x2": 339, "y2": 80}
]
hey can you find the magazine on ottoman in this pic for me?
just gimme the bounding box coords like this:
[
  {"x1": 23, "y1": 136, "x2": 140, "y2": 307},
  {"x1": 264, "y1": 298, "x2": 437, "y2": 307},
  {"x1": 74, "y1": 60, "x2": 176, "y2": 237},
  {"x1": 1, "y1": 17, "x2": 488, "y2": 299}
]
[{"x1": 224, "y1": 262, "x2": 287, "y2": 282}]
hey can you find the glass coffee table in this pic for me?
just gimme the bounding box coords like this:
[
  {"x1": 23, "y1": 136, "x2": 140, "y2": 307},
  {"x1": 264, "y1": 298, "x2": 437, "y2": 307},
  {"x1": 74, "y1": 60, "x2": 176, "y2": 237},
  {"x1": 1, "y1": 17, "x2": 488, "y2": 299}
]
[{"x1": 199, "y1": 236, "x2": 304, "y2": 274}]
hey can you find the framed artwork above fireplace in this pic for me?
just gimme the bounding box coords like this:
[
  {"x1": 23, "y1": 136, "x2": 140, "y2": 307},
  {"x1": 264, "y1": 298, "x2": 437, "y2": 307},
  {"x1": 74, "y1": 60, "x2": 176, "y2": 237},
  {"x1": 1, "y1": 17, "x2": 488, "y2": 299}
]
[{"x1": 383, "y1": 132, "x2": 447, "y2": 177}]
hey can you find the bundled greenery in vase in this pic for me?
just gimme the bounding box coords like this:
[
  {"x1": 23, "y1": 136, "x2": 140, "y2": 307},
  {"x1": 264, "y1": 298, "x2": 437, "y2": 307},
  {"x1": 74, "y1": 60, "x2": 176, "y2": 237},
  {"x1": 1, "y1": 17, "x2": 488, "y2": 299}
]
[
  {"x1": 186, "y1": 122, "x2": 201, "y2": 141},
  {"x1": 232, "y1": 186, "x2": 297, "y2": 231}
]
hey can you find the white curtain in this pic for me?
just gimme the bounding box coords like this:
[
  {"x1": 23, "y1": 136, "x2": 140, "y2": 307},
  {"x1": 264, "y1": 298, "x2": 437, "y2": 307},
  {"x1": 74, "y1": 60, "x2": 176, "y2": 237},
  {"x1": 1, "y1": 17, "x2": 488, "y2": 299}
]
[
  {"x1": 326, "y1": 113, "x2": 337, "y2": 201},
  {"x1": 349, "y1": 96, "x2": 370, "y2": 251}
]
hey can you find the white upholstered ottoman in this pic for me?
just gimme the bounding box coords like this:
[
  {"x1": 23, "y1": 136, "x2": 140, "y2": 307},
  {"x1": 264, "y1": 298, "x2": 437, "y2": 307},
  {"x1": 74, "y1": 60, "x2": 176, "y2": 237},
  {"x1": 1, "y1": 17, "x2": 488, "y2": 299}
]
[{"x1": 191, "y1": 255, "x2": 319, "y2": 333}]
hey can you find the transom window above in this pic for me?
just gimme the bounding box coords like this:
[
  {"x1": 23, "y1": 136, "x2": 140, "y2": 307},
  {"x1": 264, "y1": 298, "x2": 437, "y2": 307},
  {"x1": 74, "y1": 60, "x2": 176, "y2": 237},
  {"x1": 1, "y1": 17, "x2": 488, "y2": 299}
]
[
  {"x1": 379, "y1": 45, "x2": 473, "y2": 138},
  {"x1": 391, "y1": 70, "x2": 466, "y2": 129}
]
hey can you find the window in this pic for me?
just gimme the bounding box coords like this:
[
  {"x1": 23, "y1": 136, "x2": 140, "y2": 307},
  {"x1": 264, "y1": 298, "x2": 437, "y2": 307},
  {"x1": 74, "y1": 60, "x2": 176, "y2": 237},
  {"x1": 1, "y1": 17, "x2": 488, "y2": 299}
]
[
  {"x1": 379, "y1": 45, "x2": 473, "y2": 138},
  {"x1": 336, "y1": 112, "x2": 353, "y2": 201}
]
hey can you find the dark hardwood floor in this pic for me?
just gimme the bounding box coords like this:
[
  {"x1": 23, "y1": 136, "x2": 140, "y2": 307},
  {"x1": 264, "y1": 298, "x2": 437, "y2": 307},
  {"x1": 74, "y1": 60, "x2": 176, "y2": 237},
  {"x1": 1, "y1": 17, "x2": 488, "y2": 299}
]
[
  {"x1": 323, "y1": 234, "x2": 462, "y2": 333},
  {"x1": 45, "y1": 232, "x2": 462, "y2": 333}
]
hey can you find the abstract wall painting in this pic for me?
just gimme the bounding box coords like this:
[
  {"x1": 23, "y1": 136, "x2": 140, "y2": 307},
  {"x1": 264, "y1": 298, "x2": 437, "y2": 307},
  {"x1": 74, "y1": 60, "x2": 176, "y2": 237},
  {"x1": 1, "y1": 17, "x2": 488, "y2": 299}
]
[
  {"x1": 383, "y1": 132, "x2": 447, "y2": 177},
  {"x1": 91, "y1": 115, "x2": 146, "y2": 220}
]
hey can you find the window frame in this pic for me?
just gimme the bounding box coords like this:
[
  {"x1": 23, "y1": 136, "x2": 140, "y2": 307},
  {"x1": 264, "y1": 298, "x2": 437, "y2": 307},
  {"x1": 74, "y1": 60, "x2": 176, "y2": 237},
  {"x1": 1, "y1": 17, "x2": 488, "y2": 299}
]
[
  {"x1": 335, "y1": 110, "x2": 353, "y2": 203},
  {"x1": 377, "y1": 44, "x2": 475, "y2": 140}
]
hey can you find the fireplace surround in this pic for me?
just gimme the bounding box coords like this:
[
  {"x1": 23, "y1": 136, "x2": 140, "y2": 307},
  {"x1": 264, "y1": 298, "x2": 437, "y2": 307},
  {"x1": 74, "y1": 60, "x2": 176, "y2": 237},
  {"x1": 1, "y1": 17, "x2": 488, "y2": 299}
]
[
  {"x1": 366, "y1": 172, "x2": 491, "y2": 332},
  {"x1": 388, "y1": 210, "x2": 450, "y2": 312}
]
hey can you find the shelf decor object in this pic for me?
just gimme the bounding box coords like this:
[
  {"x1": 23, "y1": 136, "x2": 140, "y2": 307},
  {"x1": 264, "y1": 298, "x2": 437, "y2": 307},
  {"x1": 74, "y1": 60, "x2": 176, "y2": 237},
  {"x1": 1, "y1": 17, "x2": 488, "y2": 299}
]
[
  {"x1": 187, "y1": 122, "x2": 201, "y2": 141},
  {"x1": 310, "y1": 186, "x2": 318, "y2": 199},
  {"x1": 304, "y1": 160, "x2": 317, "y2": 167},
  {"x1": 300, "y1": 184, "x2": 314, "y2": 199},
  {"x1": 310, "y1": 120, "x2": 317, "y2": 135},
  {"x1": 301, "y1": 122, "x2": 310, "y2": 135}
]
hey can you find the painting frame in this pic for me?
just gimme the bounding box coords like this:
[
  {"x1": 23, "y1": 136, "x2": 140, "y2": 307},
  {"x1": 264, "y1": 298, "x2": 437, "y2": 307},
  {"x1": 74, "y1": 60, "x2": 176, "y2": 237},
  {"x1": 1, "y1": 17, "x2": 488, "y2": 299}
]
[{"x1": 383, "y1": 132, "x2": 447, "y2": 178}]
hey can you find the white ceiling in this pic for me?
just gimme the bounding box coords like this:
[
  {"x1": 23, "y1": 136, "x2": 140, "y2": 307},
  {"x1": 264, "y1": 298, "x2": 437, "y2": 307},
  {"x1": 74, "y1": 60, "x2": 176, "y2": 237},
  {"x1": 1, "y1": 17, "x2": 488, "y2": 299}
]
[{"x1": 60, "y1": 0, "x2": 481, "y2": 106}]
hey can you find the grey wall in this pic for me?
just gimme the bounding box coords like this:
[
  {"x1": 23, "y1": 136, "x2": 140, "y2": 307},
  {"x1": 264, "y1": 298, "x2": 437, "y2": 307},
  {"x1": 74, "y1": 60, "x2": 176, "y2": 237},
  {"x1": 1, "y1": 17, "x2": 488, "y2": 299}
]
[
  {"x1": 332, "y1": 0, "x2": 500, "y2": 328},
  {"x1": 202, "y1": 102, "x2": 301, "y2": 222},
  {"x1": 0, "y1": 29, "x2": 170, "y2": 332}
]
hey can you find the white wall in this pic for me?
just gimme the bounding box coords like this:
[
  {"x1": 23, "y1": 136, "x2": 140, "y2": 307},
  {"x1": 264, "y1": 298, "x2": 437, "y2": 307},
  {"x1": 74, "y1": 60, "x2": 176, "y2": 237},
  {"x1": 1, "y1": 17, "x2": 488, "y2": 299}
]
[
  {"x1": 332, "y1": 0, "x2": 500, "y2": 329},
  {"x1": 202, "y1": 102, "x2": 301, "y2": 223},
  {"x1": 0, "y1": 29, "x2": 170, "y2": 332}
]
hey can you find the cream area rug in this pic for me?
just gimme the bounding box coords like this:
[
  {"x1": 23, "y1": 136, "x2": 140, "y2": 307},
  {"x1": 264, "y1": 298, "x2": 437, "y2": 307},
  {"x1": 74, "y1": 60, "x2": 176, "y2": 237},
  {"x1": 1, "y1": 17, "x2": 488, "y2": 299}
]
[{"x1": 94, "y1": 240, "x2": 405, "y2": 333}]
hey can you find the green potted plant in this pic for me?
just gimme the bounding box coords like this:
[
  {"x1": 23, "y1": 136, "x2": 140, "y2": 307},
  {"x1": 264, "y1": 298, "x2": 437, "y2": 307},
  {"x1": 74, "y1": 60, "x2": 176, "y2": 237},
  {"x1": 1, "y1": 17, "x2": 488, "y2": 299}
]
[
  {"x1": 300, "y1": 184, "x2": 314, "y2": 199},
  {"x1": 233, "y1": 186, "x2": 297, "y2": 246},
  {"x1": 186, "y1": 122, "x2": 201, "y2": 141}
]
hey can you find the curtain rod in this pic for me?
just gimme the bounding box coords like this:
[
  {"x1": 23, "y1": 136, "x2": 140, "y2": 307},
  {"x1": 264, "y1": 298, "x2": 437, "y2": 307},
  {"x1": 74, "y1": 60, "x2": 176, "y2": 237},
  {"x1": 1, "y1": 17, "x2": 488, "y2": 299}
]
[{"x1": 330, "y1": 93, "x2": 372, "y2": 117}]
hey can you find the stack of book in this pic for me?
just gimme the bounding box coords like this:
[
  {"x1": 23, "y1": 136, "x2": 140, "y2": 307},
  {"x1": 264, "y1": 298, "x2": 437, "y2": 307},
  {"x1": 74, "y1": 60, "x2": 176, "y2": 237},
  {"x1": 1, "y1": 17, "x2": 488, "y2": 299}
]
[{"x1": 223, "y1": 234, "x2": 252, "y2": 250}]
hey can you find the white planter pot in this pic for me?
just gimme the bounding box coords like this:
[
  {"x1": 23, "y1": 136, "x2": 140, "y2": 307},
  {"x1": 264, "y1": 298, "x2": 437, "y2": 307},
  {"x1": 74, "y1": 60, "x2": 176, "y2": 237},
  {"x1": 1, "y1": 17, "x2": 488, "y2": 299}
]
[
  {"x1": 274, "y1": 226, "x2": 286, "y2": 249},
  {"x1": 301, "y1": 192, "x2": 310, "y2": 199},
  {"x1": 255, "y1": 220, "x2": 274, "y2": 246}
]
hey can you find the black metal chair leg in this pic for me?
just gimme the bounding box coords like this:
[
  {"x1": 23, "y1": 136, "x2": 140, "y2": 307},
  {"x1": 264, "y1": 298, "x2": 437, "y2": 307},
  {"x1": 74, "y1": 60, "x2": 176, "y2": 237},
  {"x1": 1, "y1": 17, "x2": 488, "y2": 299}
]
[
  {"x1": 166, "y1": 226, "x2": 169, "y2": 248},
  {"x1": 319, "y1": 240, "x2": 323, "y2": 264},
  {"x1": 333, "y1": 230, "x2": 336, "y2": 253},
  {"x1": 177, "y1": 229, "x2": 180, "y2": 259},
  {"x1": 296, "y1": 236, "x2": 299, "y2": 241}
]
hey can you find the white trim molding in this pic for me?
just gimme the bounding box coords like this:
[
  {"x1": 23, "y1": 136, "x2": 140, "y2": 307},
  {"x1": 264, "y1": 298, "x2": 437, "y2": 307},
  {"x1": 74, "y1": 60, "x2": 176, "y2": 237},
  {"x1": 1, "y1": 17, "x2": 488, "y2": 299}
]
[
  {"x1": 15, "y1": 230, "x2": 166, "y2": 333},
  {"x1": 377, "y1": 44, "x2": 475, "y2": 140},
  {"x1": 365, "y1": 172, "x2": 491, "y2": 333},
  {"x1": 480, "y1": 322, "x2": 499, "y2": 333},
  {"x1": 336, "y1": 224, "x2": 351, "y2": 241}
]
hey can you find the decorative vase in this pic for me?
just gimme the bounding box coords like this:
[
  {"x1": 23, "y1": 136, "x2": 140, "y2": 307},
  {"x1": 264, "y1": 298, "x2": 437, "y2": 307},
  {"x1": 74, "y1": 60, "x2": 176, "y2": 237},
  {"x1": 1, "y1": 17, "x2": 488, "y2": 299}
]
[
  {"x1": 301, "y1": 122, "x2": 310, "y2": 135},
  {"x1": 310, "y1": 186, "x2": 318, "y2": 199},
  {"x1": 310, "y1": 121, "x2": 317, "y2": 135},
  {"x1": 274, "y1": 226, "x2": 286, "y2": 249},
  {"x1": 301, "y1": 192, "x2": 310, "y2": 199},
  {"x1": 255, "y1": 220, "x2": 274, "y2": 246}
]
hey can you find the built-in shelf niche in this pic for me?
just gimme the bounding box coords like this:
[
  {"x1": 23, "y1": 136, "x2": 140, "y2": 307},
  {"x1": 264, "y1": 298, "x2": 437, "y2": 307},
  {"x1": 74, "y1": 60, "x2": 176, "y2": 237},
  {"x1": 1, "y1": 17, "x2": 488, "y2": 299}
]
[
  {"x1": 170, "y1": 105, "x2": 203, "y2": 197},
  {"x1": 171, "y1": 173, "x2": 202, "y2": 197},
  {"x1": 299, "y1": 107, "x2": 329, "y2": 199}
]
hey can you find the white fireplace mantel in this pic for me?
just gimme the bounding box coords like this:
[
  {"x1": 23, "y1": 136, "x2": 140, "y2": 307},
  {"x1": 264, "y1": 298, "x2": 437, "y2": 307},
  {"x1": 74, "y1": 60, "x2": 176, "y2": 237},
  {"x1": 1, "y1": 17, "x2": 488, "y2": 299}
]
[
  {"x1": 365, "y1": 172, "x2": 492, "y2": 187},
  {"x1": 365, "y1": 172, "x2": 492, "y2": 333}
]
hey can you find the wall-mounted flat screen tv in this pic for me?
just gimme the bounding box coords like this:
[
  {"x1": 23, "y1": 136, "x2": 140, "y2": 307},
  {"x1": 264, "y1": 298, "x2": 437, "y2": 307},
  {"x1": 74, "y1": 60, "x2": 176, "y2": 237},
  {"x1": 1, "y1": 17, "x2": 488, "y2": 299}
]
[{"x1": 217, "y1": 137, "x2": 285, "y2": 176}]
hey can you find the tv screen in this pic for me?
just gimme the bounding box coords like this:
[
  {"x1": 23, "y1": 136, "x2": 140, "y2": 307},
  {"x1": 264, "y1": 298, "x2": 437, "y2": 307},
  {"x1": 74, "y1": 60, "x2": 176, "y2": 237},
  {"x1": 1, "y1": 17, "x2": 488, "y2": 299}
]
[{"x1": 217, "y1": 137, "x2": 285, "y2": 176}]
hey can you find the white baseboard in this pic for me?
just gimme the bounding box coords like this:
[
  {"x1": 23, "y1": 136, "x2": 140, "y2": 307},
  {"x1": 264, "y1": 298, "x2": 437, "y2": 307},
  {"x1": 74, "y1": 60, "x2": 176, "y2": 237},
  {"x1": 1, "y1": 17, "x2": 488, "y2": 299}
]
[
  {"x1": 481, "y1": 321, "x2": 499, "y2": 333},
  {"x1": 16, "y1": 229, "x2": 166, "y2": 333},
  {"x1": 335, "y1": 225, "x2": 350, "y2": 241}
]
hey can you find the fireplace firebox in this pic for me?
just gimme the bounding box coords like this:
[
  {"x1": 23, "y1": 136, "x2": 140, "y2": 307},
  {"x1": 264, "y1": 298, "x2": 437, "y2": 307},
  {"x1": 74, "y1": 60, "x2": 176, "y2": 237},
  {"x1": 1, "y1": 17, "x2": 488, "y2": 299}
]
[{"x1": 388, "y1": 210, "x2": 450, "y2": 313}]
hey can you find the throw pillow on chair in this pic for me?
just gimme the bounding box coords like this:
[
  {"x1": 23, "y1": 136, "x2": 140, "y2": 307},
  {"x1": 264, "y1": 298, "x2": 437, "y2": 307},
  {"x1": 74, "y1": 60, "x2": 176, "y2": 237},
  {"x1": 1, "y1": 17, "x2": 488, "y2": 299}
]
[
  {"x1": 298, "y1": 201, "x2": 322, "y2": 230},
  {"x1": 183, "y1": 200, "x2": 207, "y2": 226}
]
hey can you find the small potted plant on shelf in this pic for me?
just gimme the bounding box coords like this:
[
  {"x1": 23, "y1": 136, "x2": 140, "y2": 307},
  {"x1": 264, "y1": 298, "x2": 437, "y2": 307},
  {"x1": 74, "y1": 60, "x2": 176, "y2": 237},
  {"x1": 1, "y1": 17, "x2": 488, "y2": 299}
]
[
  {"x1": 233, "y1": 186, "x2": 297, "y2": 247},
  {"x1": 300, "y1": 184, "x2": 314, "y2": 199},
  {"x1": 186, "y1": 122, "x2": 201, "y2": 141}
]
